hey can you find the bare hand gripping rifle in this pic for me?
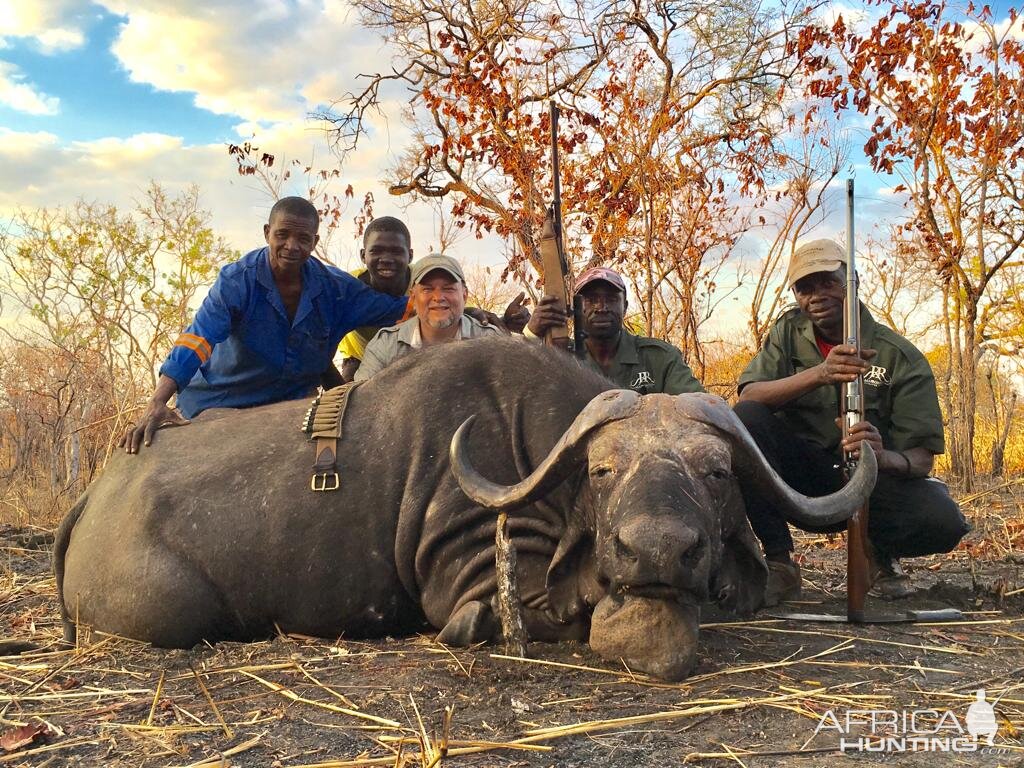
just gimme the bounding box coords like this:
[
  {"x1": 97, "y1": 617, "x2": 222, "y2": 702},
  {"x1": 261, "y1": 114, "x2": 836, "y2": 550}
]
[
  {"x1": 843, "y1": 178, "x2": 871, "y2": 623},
  {"x1": 538, "y1": 101, "x2": 586, "y2": 358}
]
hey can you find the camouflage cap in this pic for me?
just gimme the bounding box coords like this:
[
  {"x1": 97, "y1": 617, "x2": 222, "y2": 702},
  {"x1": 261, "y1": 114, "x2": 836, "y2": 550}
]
[
  {"x1": 574, "y1": 266, "x2": 627, "y2": 295},
  {"x1": 410, "y1": 253, "x2": 465, "y2": 285},
  {"x1": 786, "y1": 239, "x2": 846, "y2": 288}
]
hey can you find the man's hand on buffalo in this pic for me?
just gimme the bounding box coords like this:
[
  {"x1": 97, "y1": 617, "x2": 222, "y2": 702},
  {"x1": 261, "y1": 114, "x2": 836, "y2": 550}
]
[
  {"x1": 525, "y1": 295, "x2": 567, "y2": 338},
  {"x1": 818, "y1": 345, "x2": 877, "y2": 385},
  {"x1": 120, "y1": 375, "x2": 190, "y2": 454}
]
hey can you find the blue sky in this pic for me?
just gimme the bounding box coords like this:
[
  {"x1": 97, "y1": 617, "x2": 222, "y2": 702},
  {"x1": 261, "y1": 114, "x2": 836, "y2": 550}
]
[
  {"x1": 0, "y1": 0, "x2": 411, "y2": 259},
  {"x1": 0, "y1": 11, "x2": 237, "y2": 143}
]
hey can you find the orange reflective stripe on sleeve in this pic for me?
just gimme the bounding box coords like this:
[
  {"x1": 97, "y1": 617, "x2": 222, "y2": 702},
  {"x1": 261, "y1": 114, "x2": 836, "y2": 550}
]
[
  {"x1": 174, "y1": 333, "x2": 212, "y2": 363},
  {"x1": 400, "y1": 296, "x2": 415, "y2": 321}
]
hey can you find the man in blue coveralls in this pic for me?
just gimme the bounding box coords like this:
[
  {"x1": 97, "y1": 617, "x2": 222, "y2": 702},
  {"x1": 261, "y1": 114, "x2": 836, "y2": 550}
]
[{"x1": 121, "y1": 196, "x2": 411, "y2": 453}]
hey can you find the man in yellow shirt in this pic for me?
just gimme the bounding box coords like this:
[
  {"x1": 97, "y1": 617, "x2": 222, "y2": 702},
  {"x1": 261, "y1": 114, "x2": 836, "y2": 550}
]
[{"x1": 339, "y1": 217, "x2": 416, "y2": 382}]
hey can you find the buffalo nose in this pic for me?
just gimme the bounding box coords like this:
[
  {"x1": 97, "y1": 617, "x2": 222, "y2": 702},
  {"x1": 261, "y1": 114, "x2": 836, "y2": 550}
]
[{"x1": 614, "y1": 518, "x2": 702, "y2": 567}]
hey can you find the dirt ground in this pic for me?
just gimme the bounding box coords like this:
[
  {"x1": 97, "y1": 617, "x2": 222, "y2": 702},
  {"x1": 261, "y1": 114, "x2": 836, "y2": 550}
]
[{"x1": 0, "y1": 482, "x2": 1022, "y2": 767}]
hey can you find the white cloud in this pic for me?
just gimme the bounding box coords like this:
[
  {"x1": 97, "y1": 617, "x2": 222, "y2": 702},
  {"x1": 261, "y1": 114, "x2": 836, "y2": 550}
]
[
  {"x1": 0, "y1": 0, "x2": 88, "y2": 53},
  {"x1": 97, "y1": 1, "x2": 382, "y2": 123},
  {"x1": 0, "y1": 61, "x2": 60, "y2": 115},
  {"x1": 0, "y1": 120, "x2": 503, "y2": 273}
]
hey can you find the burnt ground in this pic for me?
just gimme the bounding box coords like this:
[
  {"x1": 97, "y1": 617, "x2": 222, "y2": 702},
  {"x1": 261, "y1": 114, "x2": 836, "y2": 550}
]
[{"x1": 0, "y1": 483, "x2": 1022, "y2": 767}]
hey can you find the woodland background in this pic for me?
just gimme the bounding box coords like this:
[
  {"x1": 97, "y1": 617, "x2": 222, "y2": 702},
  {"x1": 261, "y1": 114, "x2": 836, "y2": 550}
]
[{"x1": 1, "y1": 0, "x2": 1022, "y2": 527}]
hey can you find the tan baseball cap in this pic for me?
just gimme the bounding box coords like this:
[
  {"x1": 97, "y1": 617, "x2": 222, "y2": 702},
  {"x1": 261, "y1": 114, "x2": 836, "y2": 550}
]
[
  {"x1": 410, "y1": 253, "x2": 465, "y2": 285},
  {"x1": 786, "y1": 239, "x2": 846, "y2": 288}
]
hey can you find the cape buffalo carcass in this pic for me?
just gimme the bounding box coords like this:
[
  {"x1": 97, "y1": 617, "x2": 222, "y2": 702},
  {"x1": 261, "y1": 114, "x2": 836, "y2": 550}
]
[{"x1": 55, "y1": 337, "x2": 875, "y2": 680}]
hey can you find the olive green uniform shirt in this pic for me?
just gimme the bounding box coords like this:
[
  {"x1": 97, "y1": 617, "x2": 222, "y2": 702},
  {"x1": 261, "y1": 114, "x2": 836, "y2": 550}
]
[
  {"x1": 585, "y1": 331, "x2": 704, "y2": 395},
  {"x1": 738, "y1": 305, "x2": 944, "y2": 454}
]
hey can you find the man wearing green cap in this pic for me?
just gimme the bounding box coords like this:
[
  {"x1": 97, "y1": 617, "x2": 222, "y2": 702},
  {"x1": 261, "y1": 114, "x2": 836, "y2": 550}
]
[
  {"x1": 355, "y1": 253, "x2": 504, "y2": 380},
  {"x1": 735, "y1": 239, "x2": 969, "y2": 605},
  {"x1": 525, "y1": 266, "x2": 703, "y2": 395}
]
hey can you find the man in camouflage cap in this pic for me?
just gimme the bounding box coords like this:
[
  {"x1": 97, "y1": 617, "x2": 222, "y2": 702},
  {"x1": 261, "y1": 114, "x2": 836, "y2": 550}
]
[
  {"x1": 735, "y1": 239, "x2": 969, "y2": 605},
  {"x1": 525, "y1": 266, "x2": 703, "y2": 395}
]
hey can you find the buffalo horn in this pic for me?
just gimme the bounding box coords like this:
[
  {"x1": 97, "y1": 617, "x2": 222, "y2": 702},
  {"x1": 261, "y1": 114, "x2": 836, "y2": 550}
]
[
  {"x1": 676, "y1": 394, "x2": 877, "y2": 528},
  {"x1": 450, "y1": 389, "x2": 642, "y2": 511}
]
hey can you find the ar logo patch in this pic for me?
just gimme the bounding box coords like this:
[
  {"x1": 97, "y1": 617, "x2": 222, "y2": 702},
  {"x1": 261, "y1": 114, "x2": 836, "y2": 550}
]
[
  {"x1": 631, "y1": 371, "x2": 655, "y2": 389},
  {"x1": 864, "y1": 365, "x2": 891, "y2": 386}
]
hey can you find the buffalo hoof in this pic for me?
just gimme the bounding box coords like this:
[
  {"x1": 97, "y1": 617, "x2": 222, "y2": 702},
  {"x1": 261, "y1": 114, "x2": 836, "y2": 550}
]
[
  {"x1": 436, "y1": 600, "x2": 497, "y2": 646},
  {"x1": 589, "y1": 595, "x2": 699, "y2": 681}
]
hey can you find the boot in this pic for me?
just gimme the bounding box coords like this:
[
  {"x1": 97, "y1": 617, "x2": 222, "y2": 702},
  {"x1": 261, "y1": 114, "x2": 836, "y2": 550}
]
[{"x1": 869, "y1": 550, "x2": 915, "y2": 599}]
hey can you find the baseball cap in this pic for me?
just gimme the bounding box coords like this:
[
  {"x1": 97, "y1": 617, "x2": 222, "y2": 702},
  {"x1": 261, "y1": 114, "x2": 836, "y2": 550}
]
[
  {"x1": 786, "y1": 239, "x2": 846, "y2": 288},
  {"x1": 574, "y1": 266, "x2": 627, "y2": 295},
  {"x1": 410, "y1": 253, "x2": 465, "y2": 285}
]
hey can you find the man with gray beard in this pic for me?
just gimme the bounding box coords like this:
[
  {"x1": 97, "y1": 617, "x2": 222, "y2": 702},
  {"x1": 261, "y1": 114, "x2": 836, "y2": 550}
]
[{"x1": 355, "y1": 253, "x2": 504, "y2": 380}]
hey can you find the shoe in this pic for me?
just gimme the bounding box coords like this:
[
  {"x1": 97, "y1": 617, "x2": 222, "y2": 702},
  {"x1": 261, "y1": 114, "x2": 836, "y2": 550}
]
[
  {"x1": 764, "y1": 559, "x2": 802, "y2": 607},
  {"x1": 870, "y1": 558, "x2": 915, "y2": 599}
]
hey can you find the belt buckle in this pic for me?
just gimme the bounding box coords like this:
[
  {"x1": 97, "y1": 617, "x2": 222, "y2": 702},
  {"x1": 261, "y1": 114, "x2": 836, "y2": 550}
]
[{"x1": 311, "y1": 472, "x2": 340, "y2": 492}]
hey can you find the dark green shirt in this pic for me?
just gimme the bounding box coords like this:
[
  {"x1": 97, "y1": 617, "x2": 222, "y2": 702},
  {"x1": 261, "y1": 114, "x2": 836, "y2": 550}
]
[
  {"x1": 738, "y1": 305, "x2": 944, "y2": 454},
  {"x1": 584, "y1": 331, "x2": 704, "y2": 395}
]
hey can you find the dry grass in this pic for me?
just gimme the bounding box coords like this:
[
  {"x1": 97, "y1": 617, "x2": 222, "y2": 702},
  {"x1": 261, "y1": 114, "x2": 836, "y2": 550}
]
[{"x1": 0, "y1": 481, "x2": 1020, "y2": 766}]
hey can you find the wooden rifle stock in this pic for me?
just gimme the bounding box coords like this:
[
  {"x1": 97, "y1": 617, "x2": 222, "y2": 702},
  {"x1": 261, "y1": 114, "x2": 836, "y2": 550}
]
[
  {"x1": 539, "y1": 210, "x2": 570, "y2": 350},
  {"x1": 843, "y1": 178, "x2": 870, "y2": 622},
  {"x1": 540, "y1": 101, "x2": 571, "y2": 351}
]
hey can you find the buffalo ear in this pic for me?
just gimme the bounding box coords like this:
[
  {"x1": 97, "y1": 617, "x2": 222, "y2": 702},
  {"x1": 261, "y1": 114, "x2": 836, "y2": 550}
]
[
  {"x1": 712, "y1": 518, "x2": 768, "y2": 616},
  {"x1": 545, "y1": 518, "x2": 597, "y2": 624}
]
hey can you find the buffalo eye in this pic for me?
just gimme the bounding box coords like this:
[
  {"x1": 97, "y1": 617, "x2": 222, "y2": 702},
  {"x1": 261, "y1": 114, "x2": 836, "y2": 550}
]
[
  {"x1": 591, "y1": 466, "x2": 615, "y2": 479},
  {"x1": 705, "y1": 468, "x2": 732, "y2": 481}
]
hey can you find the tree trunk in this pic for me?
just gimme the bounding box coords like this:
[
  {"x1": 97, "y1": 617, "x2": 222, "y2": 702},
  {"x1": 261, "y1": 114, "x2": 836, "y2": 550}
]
[
  {"x1": 67, "y1": 428, "x2": 80, "y2": 488},
  {"x1": 991, "y1": 390, "x2": 1016, "y2": 477},
  {"x1": 956, "y1": 297, "x2": 979, "y2": 490}
]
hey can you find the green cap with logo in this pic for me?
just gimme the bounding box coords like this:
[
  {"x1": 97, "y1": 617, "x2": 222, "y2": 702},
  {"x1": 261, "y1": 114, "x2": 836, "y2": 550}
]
[
  {"x1": 786, "y1": 239, "x2": 846, "y2": 288},
  {"x1": 410, "y1": 253, "x2": 465, "y2": 285}
]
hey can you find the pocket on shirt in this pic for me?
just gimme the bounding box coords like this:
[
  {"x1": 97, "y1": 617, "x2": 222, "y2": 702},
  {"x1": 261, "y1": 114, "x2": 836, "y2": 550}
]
[{"x1": 296, "y1": 328, "x2": 334, "y2": 374}]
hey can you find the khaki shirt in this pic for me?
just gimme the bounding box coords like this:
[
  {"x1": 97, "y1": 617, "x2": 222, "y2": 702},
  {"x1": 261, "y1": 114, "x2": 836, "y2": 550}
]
[
  {"x1": 738, "y1": 305, "x2": 944, "y2": 454},
  {"x1": 355, "y1": 314, "x2": 503, "y2": 380},
  {"x1": 585, "y1": 331, "x2": 704, "y2": 395}
]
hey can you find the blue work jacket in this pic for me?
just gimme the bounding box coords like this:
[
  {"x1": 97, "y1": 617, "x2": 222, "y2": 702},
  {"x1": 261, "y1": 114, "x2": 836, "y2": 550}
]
[{"x1": 160, "y1": 247, "x2": 409, "y2": 418}]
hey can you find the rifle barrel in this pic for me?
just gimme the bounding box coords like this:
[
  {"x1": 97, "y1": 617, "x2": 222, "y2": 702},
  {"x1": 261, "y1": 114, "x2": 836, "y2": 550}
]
[
  {"x1": 549, "y1": 102, "x2": 563, "y2": 245},
  {"x1": 843, "y1": 177, "x2": 869, "y2": 623},
  {"x1": 842, "y1": 178, "x2": 863, "y2": 472}
]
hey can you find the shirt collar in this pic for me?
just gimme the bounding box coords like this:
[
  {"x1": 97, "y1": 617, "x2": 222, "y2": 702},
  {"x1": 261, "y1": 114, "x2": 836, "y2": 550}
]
[
  {"x1": 401, "y1": 314, "x2": 469, "y2": 348},
  {"x1": 256, "y1": 247, "x2": 324, "y2": 326},
  {"x1": 797, "y1": 302, "x2": 878, "y2": 352}
]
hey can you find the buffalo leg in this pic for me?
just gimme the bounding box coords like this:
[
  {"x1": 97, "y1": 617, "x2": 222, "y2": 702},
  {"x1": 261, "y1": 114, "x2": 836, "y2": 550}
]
[
  {"x1": 436, "y1": 599, "x2": 586, "y2": 646},
  {"x1": 63, "y1": 542, "x2": 244, "y2": 648}
]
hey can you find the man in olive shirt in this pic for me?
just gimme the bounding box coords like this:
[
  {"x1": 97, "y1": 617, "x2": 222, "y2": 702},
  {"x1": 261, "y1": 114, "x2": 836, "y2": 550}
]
[
  {"x1": 526, "y1": 267, "x2": 703, "y2": 394},
  {"x1": 735, "y1": 239, "x2": 969, "y2": 605}
]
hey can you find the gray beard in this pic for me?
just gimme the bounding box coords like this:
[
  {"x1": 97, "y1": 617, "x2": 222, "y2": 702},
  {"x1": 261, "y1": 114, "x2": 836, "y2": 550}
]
[{"x1": 425, "y1": 315, "x2": 457, "y2": 330}]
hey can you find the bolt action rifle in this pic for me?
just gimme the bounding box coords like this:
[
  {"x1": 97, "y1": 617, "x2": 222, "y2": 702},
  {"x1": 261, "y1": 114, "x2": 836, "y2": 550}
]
[
  {"x1": 538, "y1": 101, "x2": 586, "y2": 358},
  {"x1": 843, "y1": 178, "x2": 870, "y2": 622}
]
